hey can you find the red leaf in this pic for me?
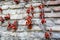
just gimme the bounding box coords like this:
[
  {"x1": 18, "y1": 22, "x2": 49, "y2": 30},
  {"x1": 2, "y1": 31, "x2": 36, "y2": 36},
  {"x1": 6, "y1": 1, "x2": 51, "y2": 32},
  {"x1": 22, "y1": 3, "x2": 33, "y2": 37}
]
[
  {"x1": 27, "y1": 24, "x2": 32, "y2": 29},
  {"x1": 45, "y1": 32, "x2": 50, "y2": 39},
  {"x1": 26, "y1": 16, "x2": 32, "y2": 20},
  {"x1": 14, "y1": 0, "x2": 19, "y2": 4},
  {"x1": 7, "y1": 21, "x2": 11, "y2": 30},
  {"x1": 0, "y1": 8, "x2": 3, "y2": 13},
  {"x1": 41, "y1": 18, "x2": 46, "y2": 24},
  {"x1": 30, "y1": 5, "x2": 34, "y2": 11},
  {"x1": 4, "y1": 14, "x2": 10, "y2": 20},
  {"x1": 40, "y1": 12, "x2": 45, "y2": 19},
  {"x1": 26, "y1": 19, "x2": 32, "y2": 25},
  {"x1": 26, "y1": 8, "x2": 30, "y2": 14},
  {"x1": 38, "y1": 4, "x2": 44, "y2": 9},
  {"x1": 11, "y1": 24, "x2": 17, "y2": 31},
  {"x1": 0, "y1": 16, "x2": 4, "y2": 23},
  {"x1": 13, "y1": 20, "x2": 18, "y2": 26}
]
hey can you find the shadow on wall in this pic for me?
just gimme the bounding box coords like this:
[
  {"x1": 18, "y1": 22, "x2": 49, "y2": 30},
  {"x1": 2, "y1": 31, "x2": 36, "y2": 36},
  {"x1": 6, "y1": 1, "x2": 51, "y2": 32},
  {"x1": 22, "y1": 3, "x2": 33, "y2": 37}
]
[{"x1": 0, "y1": 0, "x2": 5, "y2": 1}]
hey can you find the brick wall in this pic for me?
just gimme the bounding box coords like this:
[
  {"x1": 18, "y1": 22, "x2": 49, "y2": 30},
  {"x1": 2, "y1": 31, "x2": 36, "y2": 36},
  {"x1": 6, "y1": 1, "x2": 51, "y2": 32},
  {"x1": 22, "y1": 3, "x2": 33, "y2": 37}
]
[{"x1": 0, "y1": 0, "x2": 60, "y2": 40}]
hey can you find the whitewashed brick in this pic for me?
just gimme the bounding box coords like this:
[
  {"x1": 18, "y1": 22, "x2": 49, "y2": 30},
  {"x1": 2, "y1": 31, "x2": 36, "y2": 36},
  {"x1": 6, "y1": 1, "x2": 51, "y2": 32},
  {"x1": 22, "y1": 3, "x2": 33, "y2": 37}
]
[
  {"x1": 9, "y1": 3, "x2": 25, "y2": 8},
  {"x1": 25, "y1": 4, "x2": 31, "y2": 7},
  {"x1": 1, "y1": 5, "x2": 9, "y2": 9},
  {"x1": 32, "y1": 25, "x2": 41, "y2": 30},
  {"x1": 32, "y1": 3, "x2": 41, "y2": 7},
  {"x1": 52, "y1": 33, "x2": 60, "y2": 38},
  {"x1": 32, "y1": 18, "x2": 55, "y2": 26},
  {"x1": 3, "y1": 10, "x2": 16, "y2": 14},
  {"x1": 2, "y1": 31, "x2": 17, "y2": 36},
  {"x1": 17, "y1": 32, "x2": 28, "y2": 38},
  {"x1": 44, "y1": 7, "x2": 51, "y2": 12},
  {"x1": 2, "y1": 21, "x2": 8, "y2": 27},
  {"x1": 20, "y1": 9, "x2": 26, "y2": 14},
  {"x1": 9, "y1": 5, "x2": 17, "y2": 8},
  {"x1": 34, "y1": 13, "x2": 39, "y2": 17},
  {"x1": 29, "y1": 25, "x2": 60, "y2": 31},
  {"x1": 58, "y1": 0, "x2": 60, "y2": 4},
  {"x1": 32, "y1": 7, "x2": 51, "y2": 13},
  {"x1": 9, "y1": 5, "x2": 20, "y2": 9},
  {"x1": 34, "y1": 7, "x2": 40, "y2": 13},
  {"x1": 45, "y1": 13, "x2": 60, "y2": 17},
  {"x1": 0, "y1": 15, "x2": 5, "y2": 17},
  {"x1": 54, "y1": 19, "x2": 60, "y2": 24},
  {"x1": 10, "y1": 14, "x2": 17, "y2": 19},
  {"x1": 34, "y1": 13, "x2": 59, "y2": 18},
  {"x1": 32, "y1": 0, "x2": 37, "y2": 2},
  {"x1": 17, "y1": 26, "x2": 26, "y2": 31},
  {"x1": 16, "y1": 9, "x2": 26, "y2": 14},
  {"x1": 3, "y1": 1, "x2": 12, "y2": 5},
  {"x1": 17, "y1": 25, "x2": 41, "y2": 31},
  {"x1": 32, "y1": 19, "x2": 40, "y2": 24},
  {"x1": 18, "y1": 20, "x2": 26, "y2": 25},
  {"x1": 19, "y1": 3, "x2": 25, "y2": 7},
  {"x1": 11, "y1": 14, "x2": 27, "y2": 19},
  {"x1": 46, "y1": 1, "x2": 58, "y2": 5},
  {"x1": 45, "y1": 13, "x2": 55, "y2": 17},
  {"x1": 1, "y1": 31, "x2": 60, "y2": 38},
  {"x1": 53, "y1": 7, "x2": 60, "y2": 11},
  {"x1": 3, "y1": 10, "x2": 8, "y2": 14},
  {"x1": 32, "y1": 0, "x2": 41, "y2": 2},
  {"x1": 10, "y1": 14, "x2": 22, "y2": 19},
  {"x1": 54, "y1": 25, "x2": 60, "y2": 27},
  {"x1": 47, "y1": 27, "x2": 60, "y2": 31},
  {"x1": 22, "y1": 13, "x2": 28, "y2": 18},
  {"x1": 25, "y1": 3, "x2": 41, "y2": 7},
  {"x1": 20, "y1": 0, "x2": 24, "y2": 2},
  {"x1": 46, "y1": 19, "x2": 55, "y2": 27},
  {"x1": 8, "y1": 10, "x2": 16, "y2": 14},
  {"x1": 28, "y1": 32, "x2": 44, "y2": 38},
  {"x1": 0, "y1": 21, "x2": 2, "y2": 26},
  {"x1": 16, "y1": 9, "x2": 20, "y2": 14}
]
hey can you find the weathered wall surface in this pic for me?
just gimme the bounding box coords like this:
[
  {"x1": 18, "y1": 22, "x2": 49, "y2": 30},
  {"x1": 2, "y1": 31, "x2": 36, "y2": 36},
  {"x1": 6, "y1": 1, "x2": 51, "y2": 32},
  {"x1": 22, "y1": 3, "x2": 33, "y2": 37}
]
[{"x1": 0, "y1": 0, "x2": 60, "y2": 40}]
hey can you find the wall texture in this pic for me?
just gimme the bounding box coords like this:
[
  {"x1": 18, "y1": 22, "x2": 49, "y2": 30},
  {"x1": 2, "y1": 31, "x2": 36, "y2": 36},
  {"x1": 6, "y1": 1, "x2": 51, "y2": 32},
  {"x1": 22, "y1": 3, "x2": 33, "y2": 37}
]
[{"x1": 0, "y1": 0, "x2": 60, "y2": 40}]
